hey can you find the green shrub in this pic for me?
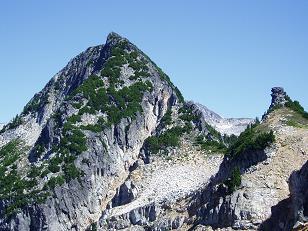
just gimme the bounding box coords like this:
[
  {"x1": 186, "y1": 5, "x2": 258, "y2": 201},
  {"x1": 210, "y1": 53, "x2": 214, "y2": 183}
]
[
  {"x1": 23, "y1": 98, "x2": 40, "y2": 115},
  {"x1": 227, "y1": 123, "x2": 275, "y2": 158},
  {"x1": 0, "y1": 164, "x2": 49, "y2": 216},
  {"x1": 63, "y1": 164, "x2": 83, "y2": 182},
  {"x1": 91, "y1": 223, "x2": 97, "y2": 231},
  {"x1": 80, "y1": 124, "x2": 104, "y2": 133},
  {"x1": 22, "y1": 93, "x2": 49, "y2": 115},
  {"x1": 68, "y1": 114, "x2": 82, "y2": 124},
  {"x1": 225, "y1": 167, "x2": 241, "y2": 193},
  {"x1": 146, "y1": 126, "x2": 185, "y2": 154},
  {"x1": 47, "y1": 176, "x2": 65, "y2": 189},
  {"x1": 40, "y1": 169, "x2": 50, "y2": 178},
  {"x1": 177, "y1": 106, "x2": 202, "y2": 134},
  {"x1": 67, "y1": 70, "x2": 151, "y2": 129},
  {"x1": 0, "y1": 140, "x2": 23, "y2": 168},
  {"x1": 73, "y1": 102, "x2": 83, "y2": 109},
  {"x1": 32, "y1": 144, "x2": 45, "y2": 159},
  {"x1": 222, "y1": 134, "x2": 238, "y2": 147},
  {"x1": 3, "y1": 115, "x2": 23, "y2": 131},
  {"x1": 194, "y1": 135, "x2": 227, "y2": 153},
  {"x1": 285, "y1": 98, "x2": 308, "y2": 119},
  {"x1": 72, "y1": 75, "x2": 104, "y2": 98},
  {"x1": 161, "y1": 109, "x2": 172, "y2": 126},
  {"x1": 286, "y1": 119, "x2": 304, "y2": 128},
  {"x1": 174, "y1": 87, "x2": 184, "y2": 103},
  {"x1": 59, "y1": 128, "x2": 87, "y2": 156},
  {"x1": 48, "y1": 162, "x2": 60, "y2": 173},
  {"x1": 27, "y1": 166, "x2": 42, "y2": 178},
  {"x1": 0, "y1": 140, "x2": 53, "y2": 217},
  {"x1": 268, "y1": 95, "x2": 308, "y2": 120},
  {"x1": 179, "y1": 106, "x2": 221, "y2": 141},
  {"x1": 178, "y1": 106, "x2": 199, "y2": 123}
]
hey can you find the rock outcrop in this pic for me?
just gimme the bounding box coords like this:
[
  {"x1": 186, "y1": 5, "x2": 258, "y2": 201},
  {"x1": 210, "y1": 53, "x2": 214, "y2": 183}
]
[
  {"x1": 261, "y1": 160, "x2": 308, "y2": 230},
  {"x1": 270, "y1": 87, "x2": 288, "y2": 109},
  {"x1": 289, "y1": 161, "x2": 308, "y2": 229}
]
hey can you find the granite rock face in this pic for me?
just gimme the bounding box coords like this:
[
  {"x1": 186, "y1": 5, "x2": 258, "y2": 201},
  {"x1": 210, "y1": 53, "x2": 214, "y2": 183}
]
[{"x1": 0, "y1": 33, "x2": 181, "y2": 231}]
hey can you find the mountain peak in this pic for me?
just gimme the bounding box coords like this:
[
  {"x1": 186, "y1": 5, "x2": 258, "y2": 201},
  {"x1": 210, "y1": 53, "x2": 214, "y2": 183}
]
[{"x1": 106, "y1": 32, "x2": 127, "y2": 45}]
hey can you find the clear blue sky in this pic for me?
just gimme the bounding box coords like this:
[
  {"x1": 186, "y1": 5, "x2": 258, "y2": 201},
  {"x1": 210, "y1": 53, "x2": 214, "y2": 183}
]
[{"x1": 0, "y1": 1, "x2": 307, "y2": 123}]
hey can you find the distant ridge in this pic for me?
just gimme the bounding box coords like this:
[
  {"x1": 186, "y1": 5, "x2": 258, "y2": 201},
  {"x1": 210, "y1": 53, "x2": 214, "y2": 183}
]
[{"x1": 188, "y1": 102, "x2": 254, "y2": 136}]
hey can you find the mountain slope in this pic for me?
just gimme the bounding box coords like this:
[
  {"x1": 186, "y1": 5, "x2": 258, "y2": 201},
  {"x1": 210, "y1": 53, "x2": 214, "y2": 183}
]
[
  {"x1": 0, "y1": 32, "x2": 185, "y2": 230},
  {"x1": 190, "y1": 88, "x2": 308, "y2": 231},
  {"x1": 0, "y1": 33, "x2": 231, "y2": 231}
]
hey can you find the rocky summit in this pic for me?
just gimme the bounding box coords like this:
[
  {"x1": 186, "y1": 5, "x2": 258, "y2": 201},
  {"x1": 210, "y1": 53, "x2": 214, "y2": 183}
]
[
  {"x1": 270, "y1": 87, "x2": 288, "y2": 109},
  {"x1": 0, "y1": 33, "x2": 308, "y2": 231}
]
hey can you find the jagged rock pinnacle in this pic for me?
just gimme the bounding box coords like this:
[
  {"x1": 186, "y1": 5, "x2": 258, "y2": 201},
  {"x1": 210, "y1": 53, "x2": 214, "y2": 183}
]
[
  {"x1": 270, "y1": 87, "x2": 287, "y2": 109},
  {"x1": 106, "y1": 32, "x2": 126, "y2": 45}
]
